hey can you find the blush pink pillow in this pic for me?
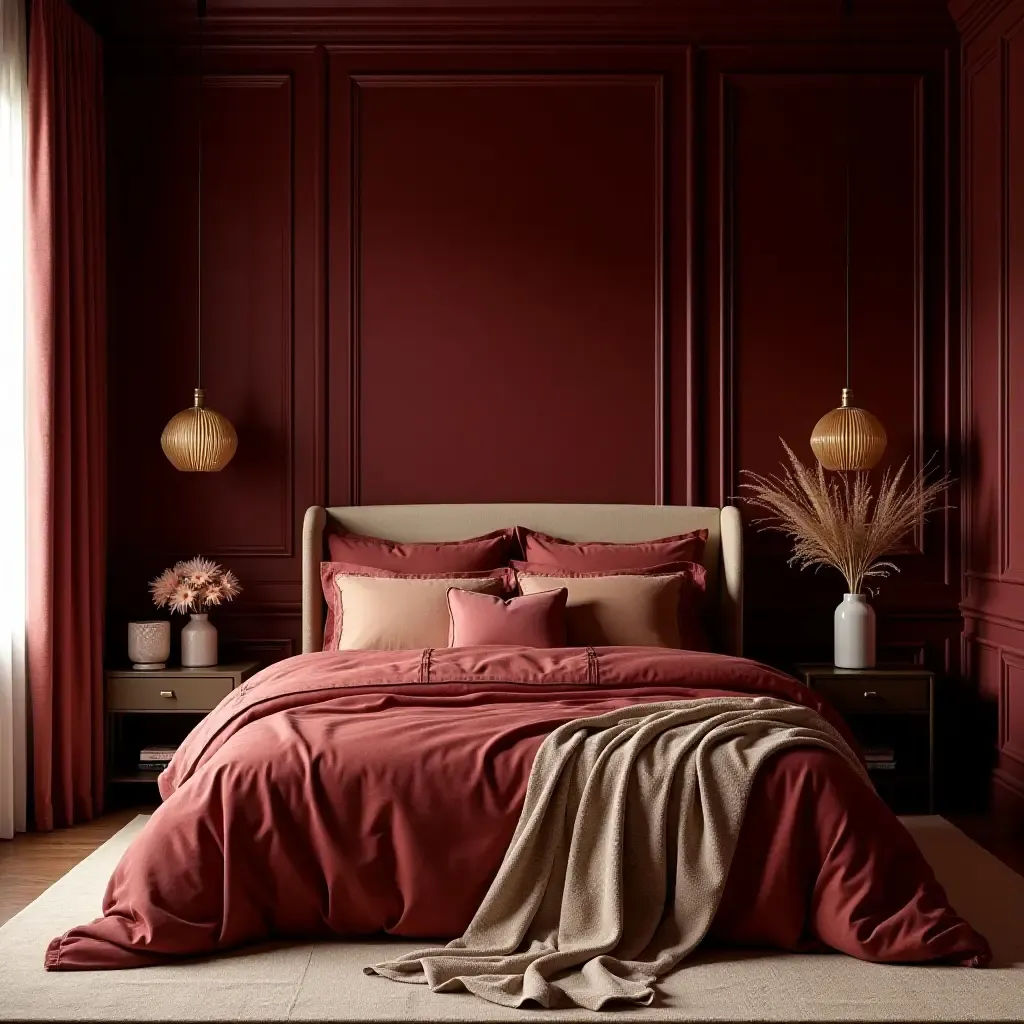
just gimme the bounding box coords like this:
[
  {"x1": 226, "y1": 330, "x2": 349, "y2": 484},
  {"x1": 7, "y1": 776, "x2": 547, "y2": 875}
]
[
  {"x1": 447, "y1": 587, "x2": 568, "y2": 648},
  {"x1": 511, "y1": 560, "x2": 708, "y2": 651},
  {"x1": 320, "y1": 562, "x2": 514, "y2": 650},
  {"x1": 516, "y1": 527, "x2": 708, "y2": 571},
  {"x1": 327, "y1": 528, "x2": 514, "y2": 572}
]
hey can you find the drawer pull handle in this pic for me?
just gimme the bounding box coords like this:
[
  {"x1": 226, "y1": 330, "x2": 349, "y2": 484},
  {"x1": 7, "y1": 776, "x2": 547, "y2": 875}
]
[
  {"x1": 863, "y1": 690, "x2": 881, "y2": 700},
  {"x1": 159, "y1": 690, "x2": 175, "y2": 699}
]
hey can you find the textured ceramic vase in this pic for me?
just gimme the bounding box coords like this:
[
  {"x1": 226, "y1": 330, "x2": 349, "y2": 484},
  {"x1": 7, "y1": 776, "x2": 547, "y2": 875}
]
[
  {"x1": 834, "y1": 593, "x2": 876, "y2": 669},
  {"x1": 128, "y1": 620, "x2": 171, "y2": 670},
  {"x1": 181, "y1": 613, "x2": 217, "y2": 667}
]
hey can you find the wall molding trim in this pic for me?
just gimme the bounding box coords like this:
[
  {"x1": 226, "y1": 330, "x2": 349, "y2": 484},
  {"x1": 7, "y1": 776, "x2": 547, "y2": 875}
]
[
  {"x1": 950, "y1": 0, "x2": 1019, "y2": 42},
  {"x1": 88, "y1": 1, "x2": 958, "y2": 46}
]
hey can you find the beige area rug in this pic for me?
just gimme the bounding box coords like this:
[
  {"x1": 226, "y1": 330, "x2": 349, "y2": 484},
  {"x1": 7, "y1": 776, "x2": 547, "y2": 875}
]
[{"x1": 0, "y1": 815, "x2": 1022, "y2": 1022}]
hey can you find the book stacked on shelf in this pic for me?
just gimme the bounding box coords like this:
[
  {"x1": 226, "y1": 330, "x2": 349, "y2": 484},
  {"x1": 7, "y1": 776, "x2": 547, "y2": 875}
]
[
  {"x1": 863, "y1": 747, "x2": 896, "y2": 772},
  {"x1": 138, "y1": 745, "x2": 178, "y2": 772}
]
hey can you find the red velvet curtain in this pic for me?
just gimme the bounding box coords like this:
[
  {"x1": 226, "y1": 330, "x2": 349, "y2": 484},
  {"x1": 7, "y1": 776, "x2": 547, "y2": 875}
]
[{"x1": 25, "y1": 0, "x2": 107, "y2": 830}]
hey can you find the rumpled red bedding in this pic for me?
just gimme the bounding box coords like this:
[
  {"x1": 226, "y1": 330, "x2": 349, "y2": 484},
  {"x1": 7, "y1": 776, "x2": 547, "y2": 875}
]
[{"x1": 45, "y1": 646, "x2": 990, "y2": 971}]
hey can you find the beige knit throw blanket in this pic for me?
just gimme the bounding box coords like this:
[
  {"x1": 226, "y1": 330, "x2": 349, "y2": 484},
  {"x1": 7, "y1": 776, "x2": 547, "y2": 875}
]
[{"x1": 366, "y1": 696, "x2": 870, "y2": 1011}]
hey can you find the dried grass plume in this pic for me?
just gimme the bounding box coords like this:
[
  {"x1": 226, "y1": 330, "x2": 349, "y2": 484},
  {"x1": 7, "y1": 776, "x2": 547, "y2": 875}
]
[{"x1": 739, "y1": 441, "x2": 952, "y2": 595}]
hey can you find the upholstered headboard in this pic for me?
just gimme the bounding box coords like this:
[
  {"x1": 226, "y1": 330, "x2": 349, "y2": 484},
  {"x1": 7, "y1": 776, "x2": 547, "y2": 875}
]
[{"x1": 302, "y1": 503, "x2": 743, "y2": 657}]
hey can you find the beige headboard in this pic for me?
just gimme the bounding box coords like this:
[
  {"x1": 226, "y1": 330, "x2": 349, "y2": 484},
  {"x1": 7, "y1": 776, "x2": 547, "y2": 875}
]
[{"x1": 302, "y1": 503, "x2": 743, "y2": 657}]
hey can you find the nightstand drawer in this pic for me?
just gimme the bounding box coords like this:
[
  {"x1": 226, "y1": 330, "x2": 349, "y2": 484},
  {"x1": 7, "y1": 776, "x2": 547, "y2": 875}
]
[
  {"x1": 107, "y1": 676, "x2": 233, "y2": 711},
  {"x1": 811, "y1": 677, "x2": 930, "y2": 714}
]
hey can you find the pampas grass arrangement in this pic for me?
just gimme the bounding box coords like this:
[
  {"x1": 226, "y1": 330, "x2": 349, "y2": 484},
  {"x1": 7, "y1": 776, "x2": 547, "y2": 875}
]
[
  {"x1": 739, "y1": 442, "x2": 952, "y2": 596},
  {"x1": 150, "y1": 557, "x2": 242, "y2": 615}
]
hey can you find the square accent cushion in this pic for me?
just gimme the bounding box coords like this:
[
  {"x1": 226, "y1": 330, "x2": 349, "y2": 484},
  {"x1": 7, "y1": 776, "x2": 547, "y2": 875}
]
[{"x1": 447, "y1": 587, "x2": 568, "y2": 648}]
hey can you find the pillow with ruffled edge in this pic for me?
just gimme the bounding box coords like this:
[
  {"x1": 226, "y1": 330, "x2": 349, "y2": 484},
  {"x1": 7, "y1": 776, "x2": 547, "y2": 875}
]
[
  {"x1": 327, "y1": 527, "x2": 515, "y2": 573},
  {"x1": 320, "y1": 562, "x2": 514, "y2": 650},
  {"x1": 512, "y1": 560, "x2": 708, "y2": 650},
  {"x1": 515, "y1": 527, "x2": 707, "y2": 572}
]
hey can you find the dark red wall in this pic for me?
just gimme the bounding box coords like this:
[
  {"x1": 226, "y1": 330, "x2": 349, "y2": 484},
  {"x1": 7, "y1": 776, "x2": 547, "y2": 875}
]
[
  {"x1": 104, "y1": 0, "x2": 968, "y2": 789},
  {"x1": 955, "y1": 0, "x2": 1024, "y2": 824}
]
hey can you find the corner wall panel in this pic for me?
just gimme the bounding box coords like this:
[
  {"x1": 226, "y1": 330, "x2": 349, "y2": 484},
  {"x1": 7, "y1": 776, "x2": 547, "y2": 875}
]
[
  {"x1": 959, "y1": 0, "x2": 1024, "y2": 825},
  {"x1": 965, "y1": 51, "x2": 1004, "y2": 581},
  {"x1": 1005, "y1": 26, "x2": 1024, "y2": 579}
]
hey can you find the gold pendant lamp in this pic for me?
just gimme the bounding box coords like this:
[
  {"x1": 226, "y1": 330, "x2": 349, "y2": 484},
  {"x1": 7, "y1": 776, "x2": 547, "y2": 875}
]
[
  {"x1": 809, "y1": 146, "x2": 886, "y2": 472},
  {"x1": 161, "y1": 0, "x2": 237, "y2": 473},
  {"x1": 161, "y1": 388, "x2": 237, "y2": 472}
]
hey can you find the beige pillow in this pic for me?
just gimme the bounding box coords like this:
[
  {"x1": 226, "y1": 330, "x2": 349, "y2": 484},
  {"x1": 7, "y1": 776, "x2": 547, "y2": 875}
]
[
  {"x1": 516, "y1": 571, "x2": 686, "y2": 648},
  {"x1": 334, "y1": 574, "x2": 507, "y2": 651}
]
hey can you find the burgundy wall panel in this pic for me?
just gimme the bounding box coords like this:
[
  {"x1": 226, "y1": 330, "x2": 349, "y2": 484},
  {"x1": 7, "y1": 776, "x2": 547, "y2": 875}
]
[
  {"x1": 1007, "y1": 28, "x2": 1024, "y2": 580},
  {"x1": 181, "y1": 73, "x2": 294, "y2": 557},
  {"x1": 344, "y1": 74, "x2": 663, "y2": 505},
  {"x1": 723, "y1": 75, "x2": 923, "y2": 508},
  {"x1": 108, "y1": 73, "x2": 298, "y2": 560},
  {"x1": 1004, "y1": 654, "x2": 1024, "y2": 767},
  {"x1": 958, "y1": 0, "x2": 1024, "y2": 824},
  {"x1": 965, "y1": 52, "x2": 1002, "y2": 579}
]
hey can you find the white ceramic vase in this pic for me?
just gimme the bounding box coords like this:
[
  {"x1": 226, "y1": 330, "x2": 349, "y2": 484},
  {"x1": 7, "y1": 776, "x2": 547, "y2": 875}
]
[
  {"x1": 128, "y1": 620, "x2": 171, "y2": 670},
  {"x1": 181, "y1": 613, "x2": 218, "y2": 667},
  {"x1": 834, "y1": 593, "x2": 876, "y2": 669}
]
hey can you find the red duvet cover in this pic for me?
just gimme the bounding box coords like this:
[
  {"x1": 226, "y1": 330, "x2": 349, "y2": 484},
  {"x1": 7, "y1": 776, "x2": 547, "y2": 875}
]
[{"x1": 45, "y1": 646, "x2": 989, "y2": 970}]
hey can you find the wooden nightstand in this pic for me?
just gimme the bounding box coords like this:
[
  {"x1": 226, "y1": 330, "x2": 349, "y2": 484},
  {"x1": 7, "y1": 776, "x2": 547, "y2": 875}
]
[
  {"x1": 105, "y1": 662, "x2": 259, "y2": 790},
  {"x1": 797, "y1": 664, "x2": 935, "y2": 814}
]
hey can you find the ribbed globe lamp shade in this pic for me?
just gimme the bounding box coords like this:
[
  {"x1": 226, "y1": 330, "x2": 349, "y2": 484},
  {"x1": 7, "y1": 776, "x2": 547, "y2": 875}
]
[
  {"x1": 160, "y1": 388, "x2": 238, "y2": 472},
  {"x1": 810, "y1": 141, "x2": 887, "y2": 474},
  {"x1": 809, "y1": 387, "x2": 887, "y2": 471}
]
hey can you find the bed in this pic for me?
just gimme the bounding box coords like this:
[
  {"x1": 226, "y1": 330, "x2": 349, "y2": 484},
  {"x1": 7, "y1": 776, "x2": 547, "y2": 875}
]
[
  {"x1": 301, "y1": 503, "x2": 744, "y2": 657},
  {"x1": 43, "y1": 503, "x2": 988, "y2": 990}
]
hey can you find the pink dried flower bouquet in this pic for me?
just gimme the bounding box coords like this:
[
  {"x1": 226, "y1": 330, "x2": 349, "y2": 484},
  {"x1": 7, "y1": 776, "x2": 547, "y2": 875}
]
[{"x1": 150, "y1": 557, "x2": 242, "y2": 615}]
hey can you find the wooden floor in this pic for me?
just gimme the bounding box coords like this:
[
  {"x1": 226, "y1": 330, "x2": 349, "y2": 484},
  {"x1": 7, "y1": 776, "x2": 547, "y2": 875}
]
[
  {"x1": 0, "y1": 803, "x2": 156, "y2": 926},
  {"x1": 1, "y1": 803, "x2": 1022, "y2": 929},
  {"x1": 947, "y1": 812, "x2": 1024, "y2": 876}
]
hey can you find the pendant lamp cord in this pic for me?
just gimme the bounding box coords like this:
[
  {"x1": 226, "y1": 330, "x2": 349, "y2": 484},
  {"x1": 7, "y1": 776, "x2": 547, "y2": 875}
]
[
  {"x1": 196, "y1": 0, "x2": 205, "y2": 391},
  {"x1": 844, "y1": 74, "x2": 852, "y2": 395},
  {"x1": 845, "y1": 158, "x2": 851, "y2": 392}
]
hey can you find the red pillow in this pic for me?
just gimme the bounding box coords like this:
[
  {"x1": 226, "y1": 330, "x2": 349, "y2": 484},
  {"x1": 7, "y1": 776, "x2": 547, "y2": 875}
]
[
  {"x1": 327, "y1": 528, "x2": 515, "y2": 573},
  {"x1": 516, "y1": 527, "x2": 708, "y2": 572},
  {"x1": 320, "y1": 562, "x2": 515, "y2": 651},
  {"x1": 511, "y1": 560, "x2": 708, "y2": 651},
  {"x1": 447, "y1": 587, "x2": 568, "y2": 648}
]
